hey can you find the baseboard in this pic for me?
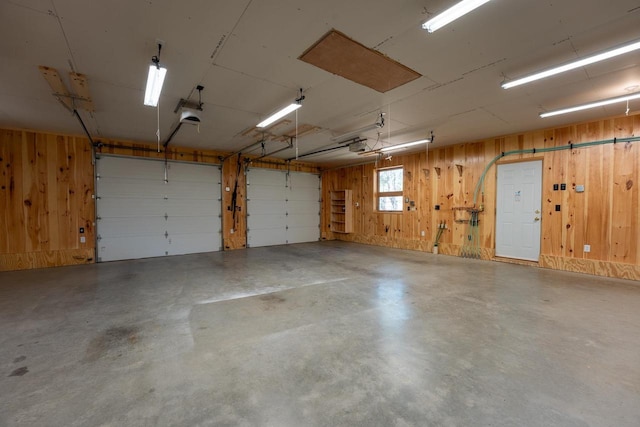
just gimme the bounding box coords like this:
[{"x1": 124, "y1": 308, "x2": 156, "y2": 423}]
[
  {"x1": 539, "y1": 255, "x2": 640, "y2": 281},
  {"x1": 0, "y1": 249, "x2": 95, "y2": 272}
]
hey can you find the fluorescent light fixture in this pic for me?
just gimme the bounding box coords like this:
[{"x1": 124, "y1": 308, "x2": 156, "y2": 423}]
[
  {"x1": 144, "y1": 65, "x2": 167, "y2": 107},
  {"x1": 256, "y1": 103, "x2": 301, "y2": 128},
  {"x1": 540, "y1": 92, "x2": 640, "y2": 118},
  {"x1": 503, "y1": 39, "x2": 640, "y2": 89},
  {"x1": 422, "y1": 0, "x2": 491, "y2": 33},
  {"x1": 380, "y1": 139, "x2": 430, "y2": 152}
]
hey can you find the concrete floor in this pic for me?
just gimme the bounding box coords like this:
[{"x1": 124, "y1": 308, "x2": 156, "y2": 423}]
[{"x1": 1, "y1": 241, "x2": 639, "y2": 427}]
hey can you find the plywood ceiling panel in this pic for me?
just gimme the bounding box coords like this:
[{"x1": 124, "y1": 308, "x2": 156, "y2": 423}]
[{"x1": 299, "y1": 30, "x2": 421, "y2": 93}]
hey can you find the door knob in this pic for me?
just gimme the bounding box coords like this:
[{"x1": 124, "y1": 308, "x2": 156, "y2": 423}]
[
  {"x1": 534, "y1": 217, "x2": 540, "y2": 221},
  {"x1": 535, "y1": 209, "x2": 540, "y2": 214}
]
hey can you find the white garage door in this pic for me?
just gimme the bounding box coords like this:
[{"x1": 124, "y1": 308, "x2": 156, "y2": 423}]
[
  {"x1": 96, "y1": 156, "x2": 221, "y2": 262},
  {"x1": 246, "y1": 168, "x2": 320, "y2": 247}
]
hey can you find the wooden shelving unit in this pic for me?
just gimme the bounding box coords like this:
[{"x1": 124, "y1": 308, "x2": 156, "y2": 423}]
[{"x1": 330, "y1": 190, "x2": 353, "y2": 233}]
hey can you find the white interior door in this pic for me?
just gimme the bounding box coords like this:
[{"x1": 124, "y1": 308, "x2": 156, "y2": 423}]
[
  {"x1": 246, "y1": 169, "x2": 320, "y2": 247},
  {"x1": 96, "y1": 156, "x2": 221, "y2": 262},
  {"x1": 495, "y1": 160, "x2": 542, "y2": 261}
]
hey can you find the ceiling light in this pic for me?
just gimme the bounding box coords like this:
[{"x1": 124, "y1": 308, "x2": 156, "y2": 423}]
[
  {"x1": 540, "y1": 92, "x2": 640, "y2": 118},
  {"x1": 256, "y1": 103, "x2": 301, "y2": 128},
  {"x1": 380, "y1": 139, "x2": 430, "y2": 152},
  {"x1": 503, "y1": 39, "x2": 640, "y2": 89},
  {"x1": 422, "y1": 0, "x2": 491, "y2": 33},
  {"x1": 144, "y1": 66, "x2": 167, "y2": 107},
  {"x1": 144, "y1": 43, "x2": 167, "y2": 107},
  {"x1": 257, "y1": 89, "x2": 305, "y2": 128}
]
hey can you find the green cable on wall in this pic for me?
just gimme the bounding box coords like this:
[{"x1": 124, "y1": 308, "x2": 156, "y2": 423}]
[
  {"x1": 473, "y1": 135, "x2": 640, "y2": 206},
  {"x1": 462, "y1": 134, "x2": 640, "y2": 259}
]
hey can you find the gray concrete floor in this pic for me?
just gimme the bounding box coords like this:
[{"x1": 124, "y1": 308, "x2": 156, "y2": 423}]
[{"x1": 1, "y1": 241, "x2": 639, "y2": 427}]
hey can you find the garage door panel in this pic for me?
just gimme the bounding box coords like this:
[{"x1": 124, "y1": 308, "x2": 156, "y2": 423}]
[
  {"x1": 287, "y1": 213, "x2": 319, "y2": 227},
  {"x1": 98, "y1": 236, "x2": 167, "y2": 261},
  {"x1": 289, "y1": 172, "x2": 318, "y2": 186},
  {"x1": 287, "y1": 200, "x2": 319, "y2": 215},
  {"x1": 97, "y1": 156, "x2": 221, "y2": 262},
  {"x1": 249, "y1": 169, "x2": 285, "y2": 181},
  {"x1": 98, "y1": 177, "x2": 167, "y2": 198},
  {"x1": 168, "y1": 163, "x2": 220, "y2": 180},
  {"x1": 165, "y1": 181, "x2": 220, "y2": 199},
  {"x1": 98, "y1": 217, "x2": 165, "y2": 237},
  {"x1": 246, "y1": 169, "x2": 319, "y2": 247},
  {"x1": 287, "y1": 227, "x2": 319, "y2": 244},
  {"x1": 168, "y1": 216, "x2": 219, "y2": 234},
  {"x1": 248, "y1": 229, "x2": 287, "y2": 247},
  {"x1": 248, "y1": 185, "x2": 284, "y2": 201},
  {"x1": 287, "y1": 192, "x2": 319, "y2": 202},
  {"x1": 165, "y1": 199, "x2": 220, "y2": 216},
  {"x1": 249, "y1": 214, "x2": 286, "y2": 230},
  {"x1": 98, "y1": 157, "x2": 162, "y2": 179},
  {"x1": 248, "y1": 199, "x2": 284, "y2": 215},
  {"x1": 168, "y1": 232, "x2": 220, "y2": 255},
  {"x1": 98, "y1": 198, "x2": 167, "y2": 217}
]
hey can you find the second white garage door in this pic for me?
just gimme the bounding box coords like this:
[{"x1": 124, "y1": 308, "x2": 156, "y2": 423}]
[
  {"x1": 96, "y1": 156, "x2": 222, "y2": 262},
  {"x1": 246, "y1": 168, "x2": 320, "y2": 247}
]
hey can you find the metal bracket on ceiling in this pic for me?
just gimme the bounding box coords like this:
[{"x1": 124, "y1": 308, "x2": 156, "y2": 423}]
[{"x1": 173, "y1": 85, "x2": 205, "y2": 113}]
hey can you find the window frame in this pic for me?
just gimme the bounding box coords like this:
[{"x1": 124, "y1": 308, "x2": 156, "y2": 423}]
[{"x1": 376, "y1": 166, "x2": 404, "y2": 212}]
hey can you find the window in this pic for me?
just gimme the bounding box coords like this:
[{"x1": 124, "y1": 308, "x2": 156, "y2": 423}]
[{"x1": 377, "y1": 167, "x2": 403, "y2": 211}]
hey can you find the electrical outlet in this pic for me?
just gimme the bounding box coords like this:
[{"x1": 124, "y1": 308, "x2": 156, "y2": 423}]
[
  {"x1": 560, "y1": 183, "x2": 567, "y2": 190},
  {"x1": 584, "y1": 244, "x2": 591, "y2": 253},
  {"x1": 555, "y1": 205, "x2": 561, "y2": 212},
  {"x1": 553, "y1": 184, "x2": 559, "y2": 191},
  {"x1": 80, "y1": 236, "x2": 86, "y2": 243},
  {"x1": 421, "y1": 230, "x2": 425, "y2": 237}
]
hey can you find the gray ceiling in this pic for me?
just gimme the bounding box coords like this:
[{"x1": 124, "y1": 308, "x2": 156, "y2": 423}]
[{"x1": 1, "y1": 0, "x2": 639, "y2": 165}]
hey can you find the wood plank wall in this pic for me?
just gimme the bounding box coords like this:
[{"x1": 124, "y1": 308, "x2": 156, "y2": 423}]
[
  {"x1": 1, "y1": 128, "x2": 318, "y2": 271},
  {"x1": 0, "y1": 129, "x2": 95, "y2": 271},
  {"x1": 321, "y1": 114, "x2": 640, "y2": 281}
]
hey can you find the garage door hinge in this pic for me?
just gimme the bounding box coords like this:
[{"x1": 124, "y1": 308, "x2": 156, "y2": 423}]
[
  {"x1": 165, "y1": 231, "x2": 169, "y2": 238},
  {"x1": 96, "y1": 196, "x2": 101, "y2": 200},
  {"x1": 286, "y1": 226, "x2": 289, "y2": 230},
  {"x1": 96, "y1": 216, "x2": 102, "y2": 221},
  {"x1": 164, "y1": 195, "x2": 168, "y2": 200},
  {"x1": 96, "y1": 173, "x2": 100, "y2": 180},
  {"x1": 164, "y1": 213, "x2": 168, "y2": 220},
  {"x1": 97, "y1": 234, "x2": 102, "y2": 241}
]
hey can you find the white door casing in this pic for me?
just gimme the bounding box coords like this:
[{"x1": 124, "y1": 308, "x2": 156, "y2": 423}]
[{"x1": 495, "y1": 160, "x2": 543, "y2": 261}]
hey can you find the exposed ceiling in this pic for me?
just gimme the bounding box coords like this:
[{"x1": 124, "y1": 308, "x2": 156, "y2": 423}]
[{"x1": 1, "y1": 0, "x2": 639, "y2": 165}]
